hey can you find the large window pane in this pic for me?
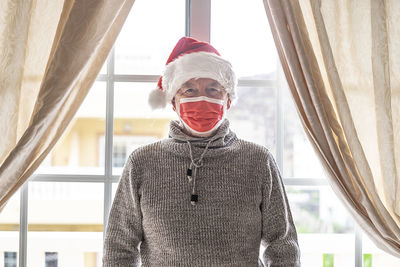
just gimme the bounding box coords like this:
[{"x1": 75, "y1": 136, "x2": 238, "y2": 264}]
[
  {"x1": 227, "y1": 86, "x2": 276, "y2": 155},
  {"x1": 287, "y1": 186, "x2": 355, "y2": 266},
  {"x1": 0, "y1": 189, "x2": 20, "y2": 267},
  {"x1": 211, "y1": 0, "x2": 278, "y2": 79},
  {"x1": 27, "y1": 182, "x2": 103, "y2": 267},
  {"x1": 111, "y1": 82, "x2": 176, "y2": 175},
  {"x1": 287, "y1": 186, "x2": 354, "y2": 234},
  {"x1": 115, "y1": 0, "x2": 185, "y2": 74},
  {"x1": 36, "y1": 82, "x2": 106, "y2": 175},
  {"x1": 283, "y1": 84, "x2": 327, "y2": 179}
]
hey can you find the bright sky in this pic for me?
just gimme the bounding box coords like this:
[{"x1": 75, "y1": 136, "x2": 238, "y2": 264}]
[
  {"x1": 114, "y1": 0, "x2": 278, "y2": 77},
  {"x1": 211, "y1": 0, "x2": 278, "y2": 77}
]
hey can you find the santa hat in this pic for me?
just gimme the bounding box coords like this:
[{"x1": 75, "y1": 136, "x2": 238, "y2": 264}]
[{"x1": 148, "y1": 37, "x2": 237, "y2": 109}]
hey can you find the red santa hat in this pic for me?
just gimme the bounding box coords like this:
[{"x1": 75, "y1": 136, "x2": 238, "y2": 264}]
[{"x1": 148, "y1": 37, "x2": 237, "y2": 109}]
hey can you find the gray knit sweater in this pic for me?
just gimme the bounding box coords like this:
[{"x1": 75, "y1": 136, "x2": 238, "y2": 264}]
[{"x1": 103, "y1": 119, "x2": 300, "y2": 267}]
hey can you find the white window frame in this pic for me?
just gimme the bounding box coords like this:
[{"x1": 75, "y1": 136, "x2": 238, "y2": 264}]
[{"x1": 16, "y1": 1, "x2": 364, "y2": 266}]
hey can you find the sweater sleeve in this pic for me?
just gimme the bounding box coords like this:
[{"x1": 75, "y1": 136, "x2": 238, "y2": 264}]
[
  {"x1": 103, "y1": 155, "x2": 143, "y2": 267},
  {"x1": 259, "y1": 151, "x2": 301, "y2": 267}
]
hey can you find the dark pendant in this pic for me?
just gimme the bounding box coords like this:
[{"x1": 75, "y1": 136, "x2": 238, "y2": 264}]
[{"x1": 191, "y1": 194, "x2": 198, "y2": 202}]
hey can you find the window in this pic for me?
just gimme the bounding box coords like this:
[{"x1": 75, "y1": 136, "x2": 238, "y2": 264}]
[
  {"x1": 4, "y1": 252, "x2": 17, "y2": 267},
  {"x1": 112, "y1": 143, "x2": 126, "y2": 168},
  {"x1": 2, "y1": 0, "x2": 399, "y2": 266},
  {"x1": 0, "y1": 189, "x2": 19, "y2": 267},
  {"x1": 26, "y1": 182, "x2": 103, "y2": 266},
  {"x1": 44, "y1": 252, "x2": 57, "y2": 267}
]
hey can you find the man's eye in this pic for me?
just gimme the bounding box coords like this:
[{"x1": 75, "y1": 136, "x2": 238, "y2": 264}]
[
  {"x1": 185, "y1": 89, "x2": 195, "y2": 94},
  {"x1": 208, "y1": 88, "x2": 220, "y2": 94}
]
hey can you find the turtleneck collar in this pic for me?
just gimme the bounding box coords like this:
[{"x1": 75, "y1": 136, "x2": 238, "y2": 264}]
[
  {"x1": 163, "y1": 118, "x2": 238, "y2": 158},
  {"x1": 168, "y1": 118, "x2": 236, "y2": 148}
]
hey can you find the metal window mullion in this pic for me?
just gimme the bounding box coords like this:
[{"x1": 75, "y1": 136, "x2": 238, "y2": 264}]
[
  {"x1": 283, "y1": 178, "x2": 328, "y2": 186},
  {"x1": 112, "y1": 75, "x2": 160, "y2": 83},
  {"x1": 185, "y1": 0, "x2": 191, "y2": 36},
  {"x1": 189, "y1": 0, "x2": 210, "y2": 42},
  {"x1": 97, "y1": 74, "x2": 159, "y2": 82},
  {"x1": 238, "y1": 79, "x2": 275, "y2": 88},
  {"x1": 19, "y1": 182, "x2": 28, "y2": 267},
  {"x1": 98, "y1": 74, "x2": 276, "y2": 88},
  {"x1": 103, "y1": 47, "x2": 115, "y2": 236},
  {"x1": 355, "y1": 224, "x2": 362, "y2": 267},
  {"x1": 31, "y1": 174, "x2": 107, "y2": 183},
  {"x1": 275, "y1": 61, "x2": 284, "y2": 171},
  {"x1": 30, "y1": 174, "x2": 120, "y2": 183}
]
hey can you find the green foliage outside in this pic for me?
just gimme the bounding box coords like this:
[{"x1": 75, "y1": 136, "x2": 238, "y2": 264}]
[
  {"x1": 323, "y1": 253, "x2": 334, "y2": 267},
  {"x1": 363, "y1": 254, "x2": 372, "y2": 267}
]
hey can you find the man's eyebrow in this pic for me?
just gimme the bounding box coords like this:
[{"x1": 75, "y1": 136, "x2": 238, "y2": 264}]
[
  {"x1": 209, "y1": 81, "x2": 222, "y2": 88},
  {"x1": 182, "y1": 81, "x2": 195, "y2": 88}
]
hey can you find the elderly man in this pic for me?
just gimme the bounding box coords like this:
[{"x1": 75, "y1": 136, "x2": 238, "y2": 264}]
[{"x1": 103, "y1": 37, "x2": 301, "y2": 267}]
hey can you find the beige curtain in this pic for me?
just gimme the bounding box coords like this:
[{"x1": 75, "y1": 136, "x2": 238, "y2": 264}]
[
  {"x1": 0, "y1": 0, "x2": 135, "y2": 210},
  {"x1": 263, "y1": 0, "x2": 400, "y2": 257}
]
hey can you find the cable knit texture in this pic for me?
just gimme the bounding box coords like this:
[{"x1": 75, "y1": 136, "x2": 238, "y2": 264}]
[{"x1": 103, "y1": 119, "x2": 301, "y2": 267}]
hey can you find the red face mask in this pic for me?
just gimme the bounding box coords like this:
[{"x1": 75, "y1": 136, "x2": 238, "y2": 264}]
[{"x1": 177, "y1": 96, "x2": 226, "y2": 137}]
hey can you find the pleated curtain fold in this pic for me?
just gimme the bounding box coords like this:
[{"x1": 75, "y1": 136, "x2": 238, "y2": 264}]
[
  {"x1": 0, "y1": 0, "x2": 135, "y2": 210},
  {"x1": 263, "y1": 0, "x2": 400, "y2": 257}
]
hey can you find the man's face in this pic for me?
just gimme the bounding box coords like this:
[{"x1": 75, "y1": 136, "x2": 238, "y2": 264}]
[{"x1": 171, "y1": 78, "x2": 231, "y2": 111}]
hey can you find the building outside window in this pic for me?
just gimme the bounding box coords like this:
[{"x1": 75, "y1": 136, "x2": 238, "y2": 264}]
[
  {"x1": 45, "y1": 252, "x2": 57, "y2": 267},
  {"x1": 99, "y1": 135, "x2": 159, "y2": 169},
  {"x1": 0, "y1": 1, "x2": 399, "y2": 267},
  {"x1": 112, "y1": 143, "x2": 126, "y2": 168},
  {"x1": 4, "y1": 252, "x2": 17, "y2": 267}
]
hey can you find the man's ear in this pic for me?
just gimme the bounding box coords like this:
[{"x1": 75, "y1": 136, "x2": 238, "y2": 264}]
[
  {"x1": 227, "y1": 98, "x2": 232, "y2": 110},
  {"x1": 172, "y1": 98, "x2": 176, "y2": 111}
]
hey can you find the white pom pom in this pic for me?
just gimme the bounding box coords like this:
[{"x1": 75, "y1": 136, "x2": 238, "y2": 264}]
[{"x1": 148, "y1": 88, "x2": 167, "y2": 109}]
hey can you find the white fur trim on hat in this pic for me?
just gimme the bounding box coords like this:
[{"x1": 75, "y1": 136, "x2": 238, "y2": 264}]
[
  {"x1": 148, "y1": 51, "x2": 237, "y2": 109},
  {"x1": 148, "y1": 86, "x2": 167, "y2": 109}
]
